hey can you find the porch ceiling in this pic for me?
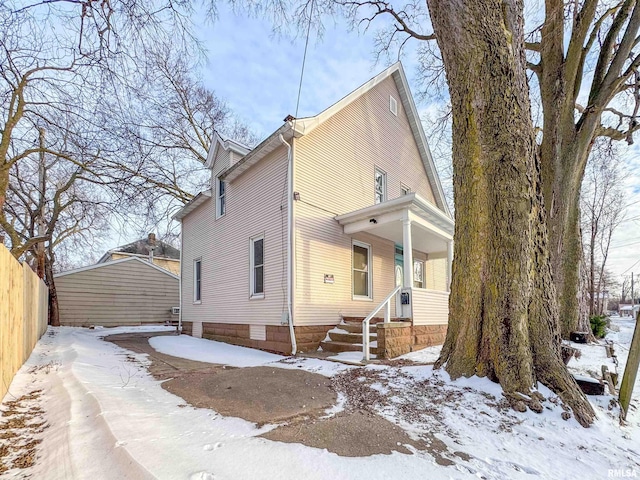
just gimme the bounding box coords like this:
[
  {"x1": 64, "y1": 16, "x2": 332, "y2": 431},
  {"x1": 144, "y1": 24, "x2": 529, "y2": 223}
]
[
  {"x1": 367, "y1": 220, "x2": 448, "y2": 253},
  {"x1": 335, "y1": 193, "x2": 453, "y2": 254}
]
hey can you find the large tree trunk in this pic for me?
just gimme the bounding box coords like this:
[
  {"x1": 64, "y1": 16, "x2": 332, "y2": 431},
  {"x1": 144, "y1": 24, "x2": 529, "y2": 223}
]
[
  {"x1": 537, "y1": 0, "x2": 596, "y2": 339},
  {"x1": 429, "y1": 0, "x2": 595, "y2": 426},
  {"x1": 542, "y1": 125, "x2": 597, "y2": 338}
]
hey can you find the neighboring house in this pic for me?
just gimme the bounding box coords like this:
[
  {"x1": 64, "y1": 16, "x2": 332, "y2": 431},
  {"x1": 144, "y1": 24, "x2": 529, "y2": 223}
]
[
  {"x1": 55, "y1": 257, "x2": 179, "y2": 327},
  {"x1": 98, "y1": 233, "x2": 181, "y2": 276},
  {"x1": 175, "y1": 62, "x2": 454, "y2": 358},
  {"x1": 619, "y1": 304, "x2": 640, "y2": 318}
]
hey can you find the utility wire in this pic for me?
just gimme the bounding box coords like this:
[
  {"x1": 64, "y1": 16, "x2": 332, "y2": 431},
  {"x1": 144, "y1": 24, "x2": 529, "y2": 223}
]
[
  {"x1": 293, "y1": 0, "x2": 315, "y2": 125},
  {"x1": 280, "y1": 0, "x2": 315, "y2": 312},
  {"x1": 621, "y1": 258, "x2": 640, "y2": 276},
  {"x1": 610, "y1": 239, "x2": 640, "y2": 249}
]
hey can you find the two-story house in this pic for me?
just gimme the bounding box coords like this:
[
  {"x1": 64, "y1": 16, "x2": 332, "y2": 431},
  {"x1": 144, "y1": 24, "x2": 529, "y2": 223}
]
[{"x1": 174, "y1": 62, "x2": 454, "y2": 358}]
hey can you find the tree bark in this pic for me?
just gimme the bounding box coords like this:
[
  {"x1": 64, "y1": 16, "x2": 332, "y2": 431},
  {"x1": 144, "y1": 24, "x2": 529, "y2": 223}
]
[
  {"x1": 429, "y1": 0, "x2": 595, "y2": 426},
  {"x1": 45, "y1": 249, "x2": 60, "y2": 326},
  {"x1": 541, "y1": 142, "x2": 590, "y2": 338}
]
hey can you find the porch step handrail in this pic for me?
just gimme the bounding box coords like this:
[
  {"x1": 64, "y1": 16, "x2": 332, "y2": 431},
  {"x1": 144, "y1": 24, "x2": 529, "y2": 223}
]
[{"x1": 362, "y1": 285, "x2": 402, "y2": 362}]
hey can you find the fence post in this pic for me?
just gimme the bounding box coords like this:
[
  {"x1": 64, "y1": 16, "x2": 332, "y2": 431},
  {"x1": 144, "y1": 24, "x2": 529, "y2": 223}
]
[{"x1": 619, "y1": 311, "x2": 640, "y2": 421}]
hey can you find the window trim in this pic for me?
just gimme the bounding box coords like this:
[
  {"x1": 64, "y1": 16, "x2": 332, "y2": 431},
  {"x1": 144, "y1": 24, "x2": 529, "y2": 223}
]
[
  {"x1": 216, "y1": 176, "x2": 226, "y2": 219},
  {"x1": 249, "y1": 235, "x2": 265, "y2": 300},
  {"x1": 413, "y1": 259, "x2": 425, "y2": 289},
  {"x1": 374, "y1": 167, "x2": 387, "y2": 204},
  {"x1": 193, "y1": 258, "x2": 202, "y2": 304},
  {"x1": 352, "y1": 240, "x2": 373, "y2": 301},
  {"x1": 389, "y1": 95, "x2": 398, "y2": 116}
]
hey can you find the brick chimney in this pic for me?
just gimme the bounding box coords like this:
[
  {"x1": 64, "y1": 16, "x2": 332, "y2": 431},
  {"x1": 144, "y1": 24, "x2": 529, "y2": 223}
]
[{"x1": 148, "y1": 233, "x2": 156, "y2": 263}]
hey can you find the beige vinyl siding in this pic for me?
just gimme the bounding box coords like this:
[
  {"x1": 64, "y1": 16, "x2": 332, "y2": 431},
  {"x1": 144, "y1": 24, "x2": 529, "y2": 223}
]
[
  {"x1": 293, "y1": 76, "x2": 438, "y2": 326},
  {"x1": 412, "y1": 288, "x2": 449, "y2": 325},
  {"x1": 56, "y1": 260, "x2": 179, "y2": 326},
  {"x1": 181, "y1": 144, "x2": 288, "y2": 327},
  {"x1": 295, "y1": 200, "x2": 396, "y2": 324},
  {"x1": 425, "y1": 257, "x2": 447, "y2": 291}
]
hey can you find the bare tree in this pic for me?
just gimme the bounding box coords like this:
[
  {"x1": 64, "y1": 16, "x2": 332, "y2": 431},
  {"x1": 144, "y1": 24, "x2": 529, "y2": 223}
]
[
  {"x1": 1, "y1": 1, "x2": 256, "y2": 325},
  {"x1": 99, "y1": 43, "x2": 258, "y2": 238},
  {"x1": 621, "y1": 275, "x2": 631, "y2": 302},
  {"x1": 581, "y1": 141, "x2": 626, "y2": 317}
]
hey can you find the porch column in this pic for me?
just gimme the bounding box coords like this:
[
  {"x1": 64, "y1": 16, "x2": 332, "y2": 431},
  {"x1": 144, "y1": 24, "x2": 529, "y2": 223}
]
[
  {"x1": 402, "y1": 219, "x2": 413, "y2": 289},
  {"x1": 447, "y1": 240, "x2": 453, "y2": 292}
]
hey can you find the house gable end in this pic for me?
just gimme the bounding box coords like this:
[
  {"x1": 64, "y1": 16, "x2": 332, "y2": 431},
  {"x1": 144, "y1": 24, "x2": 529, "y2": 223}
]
[{"x1": 294, "y1": 74, "x2": 439, "y2": 215}]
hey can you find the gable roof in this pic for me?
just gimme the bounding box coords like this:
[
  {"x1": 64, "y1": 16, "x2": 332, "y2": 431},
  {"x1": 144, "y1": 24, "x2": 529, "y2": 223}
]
[
  {"x1": 55, "y1": 256, "x2": 180, "y2": 280},
  {"x1": 216, "y1": 62, "x2": 451, "y2": 218},
  {"x1": 204, "y1": 131, "x2": 252, "y2": 168},
  {"x1": 97, "y1": 235, "x2": 180, "y2": 263}
]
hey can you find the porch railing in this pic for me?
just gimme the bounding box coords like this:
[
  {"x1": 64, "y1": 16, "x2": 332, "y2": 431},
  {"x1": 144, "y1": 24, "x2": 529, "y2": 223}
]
[{"x1": 362, "y1": 285, "x2": 402, "y2": 362}]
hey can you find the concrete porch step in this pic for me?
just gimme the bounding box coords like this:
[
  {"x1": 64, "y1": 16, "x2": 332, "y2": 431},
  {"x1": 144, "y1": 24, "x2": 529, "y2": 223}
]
[
  {"x1": 338, "y1": 323, "x2": 377, "y2": 334},
  {"x1": 320, "y1": 341, "x2": 376, "y2": 354},
  {"x1": 328, "y1": 331, "x2": 376, "y2": 344}
]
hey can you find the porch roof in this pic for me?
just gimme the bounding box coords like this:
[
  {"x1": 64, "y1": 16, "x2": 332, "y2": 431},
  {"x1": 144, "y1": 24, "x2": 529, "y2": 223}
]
[{"x1": 335, "y1": 193, "x2": 454, "y2": 253}]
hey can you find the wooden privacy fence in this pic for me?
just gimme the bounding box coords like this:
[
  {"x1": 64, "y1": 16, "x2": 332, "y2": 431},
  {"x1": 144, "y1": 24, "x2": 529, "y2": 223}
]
[{"x1": 0, "y1": 244, "x2": 49, "y2": 401}]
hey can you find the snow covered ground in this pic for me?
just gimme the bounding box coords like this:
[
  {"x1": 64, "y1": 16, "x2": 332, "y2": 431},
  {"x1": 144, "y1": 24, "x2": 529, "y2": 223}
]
[{"x1": 1, "y1": 318, "x2": 639, "y2": 480}]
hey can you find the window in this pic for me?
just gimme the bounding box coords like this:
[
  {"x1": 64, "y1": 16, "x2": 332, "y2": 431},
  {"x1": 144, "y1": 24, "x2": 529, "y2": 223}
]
[
  {"x1": 352, "y1": 241, "x2": 372, "y2": 299},
  {"x1": 389, "y1": 95, "x2": 398, "y2": 116},
  {"x1": 250, "y1": 236, "x2": 264, "y2": 298},
  {"x1": 216, "y1": 177, "x2": 226, "y2": 218},
  {"x1": 413, "y1": 260, "x2": 424, "y2": 289},
  {"x1": 375, "y1": 168, "x2": 387, "y2": 204},
  {"x1": 193, "y1": 259, "x2": 202, "y2": 303},
  {"x1": 401, "y1": 184, "x2": 411, "y2": 196}
]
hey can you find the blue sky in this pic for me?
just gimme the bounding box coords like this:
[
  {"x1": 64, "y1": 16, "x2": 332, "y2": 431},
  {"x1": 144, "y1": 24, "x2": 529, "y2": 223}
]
[
  {"x1": 195, "y1": 6, "x2": 394, "y2": 137},
  {"x1": 121, "y1": 5, "x2": 640, "y2": 293}
]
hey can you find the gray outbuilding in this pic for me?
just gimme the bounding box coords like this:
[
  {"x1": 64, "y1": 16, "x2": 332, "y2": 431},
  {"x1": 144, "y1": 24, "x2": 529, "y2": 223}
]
[{"x1": 55, "y1": 257, "x2": 179, "y2": 327}]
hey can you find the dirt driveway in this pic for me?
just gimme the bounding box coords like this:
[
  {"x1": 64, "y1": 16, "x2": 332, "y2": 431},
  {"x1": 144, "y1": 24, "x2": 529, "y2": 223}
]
[{"x1": 105, "y1": 332, "x2": 430, "y2": 457}]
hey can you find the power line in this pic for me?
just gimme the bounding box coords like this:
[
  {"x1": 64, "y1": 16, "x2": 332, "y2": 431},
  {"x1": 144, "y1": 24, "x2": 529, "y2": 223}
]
[
  {"x1": 293, "y1": 0, "x2": 315, "y2": 123},
  {"x1": 610, "y1": 239, "x2": 640, "y2": 249},
  {"x1": 621, "y1": 258, "x2": 640, "y2": 276}
]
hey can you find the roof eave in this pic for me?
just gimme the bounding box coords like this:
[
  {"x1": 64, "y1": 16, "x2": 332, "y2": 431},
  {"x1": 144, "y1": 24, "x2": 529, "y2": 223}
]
[
  {"x1": 219, "y1": 123, "x2": 295, "y2": 182},
  {"x1": 172, "y1": 190, "x2": 212, "y2": 221},
  {"x1": 54, "y1": 256, "x2": 180, "y2": 280}
]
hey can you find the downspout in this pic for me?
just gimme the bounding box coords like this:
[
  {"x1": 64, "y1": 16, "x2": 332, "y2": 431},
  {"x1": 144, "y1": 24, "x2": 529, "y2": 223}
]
[
  {"x1": 178, "y1": 222, "x2": 183, "y2": 335},
  {"x1": 279, "y1": 133, "x2": 297, "y2": 355}
]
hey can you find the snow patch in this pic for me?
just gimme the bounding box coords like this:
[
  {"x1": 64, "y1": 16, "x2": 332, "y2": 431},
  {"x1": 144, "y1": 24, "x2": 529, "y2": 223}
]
[{"x1": 148, "y1": 334, "x2": 286, "y2": 367}]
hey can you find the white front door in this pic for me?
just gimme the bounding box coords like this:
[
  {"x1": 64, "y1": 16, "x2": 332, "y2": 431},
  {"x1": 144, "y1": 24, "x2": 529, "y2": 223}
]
[{"x1": 395, "y1": 265, "x2": 403, "y2": 317}]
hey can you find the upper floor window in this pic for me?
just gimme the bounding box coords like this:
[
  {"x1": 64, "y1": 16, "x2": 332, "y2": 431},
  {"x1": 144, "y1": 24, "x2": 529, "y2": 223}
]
[
  {"x1": 375, "y1": 168, "x2": 387, "y2": 204},
  {"x1": 193, "y1": 259, "x2": 202, "y2": 303},
  {"x1": 250, "y1": 235, "x2": 264, "y2": 298},
  {"x1": 216, "y1": 177, "x2": 226, "y2": 218}
]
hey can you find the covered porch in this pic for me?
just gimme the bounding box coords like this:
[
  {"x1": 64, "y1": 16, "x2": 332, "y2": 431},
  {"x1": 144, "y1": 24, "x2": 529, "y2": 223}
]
[{"x1": 335, "y1": 193, "x2": 454, "y2": 326}]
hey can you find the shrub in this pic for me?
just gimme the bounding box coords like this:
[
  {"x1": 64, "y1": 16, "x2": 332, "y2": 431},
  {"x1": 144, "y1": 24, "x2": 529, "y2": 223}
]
[{"x1": 590, "y1": 315, "x2": 608, "y2": 339}]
